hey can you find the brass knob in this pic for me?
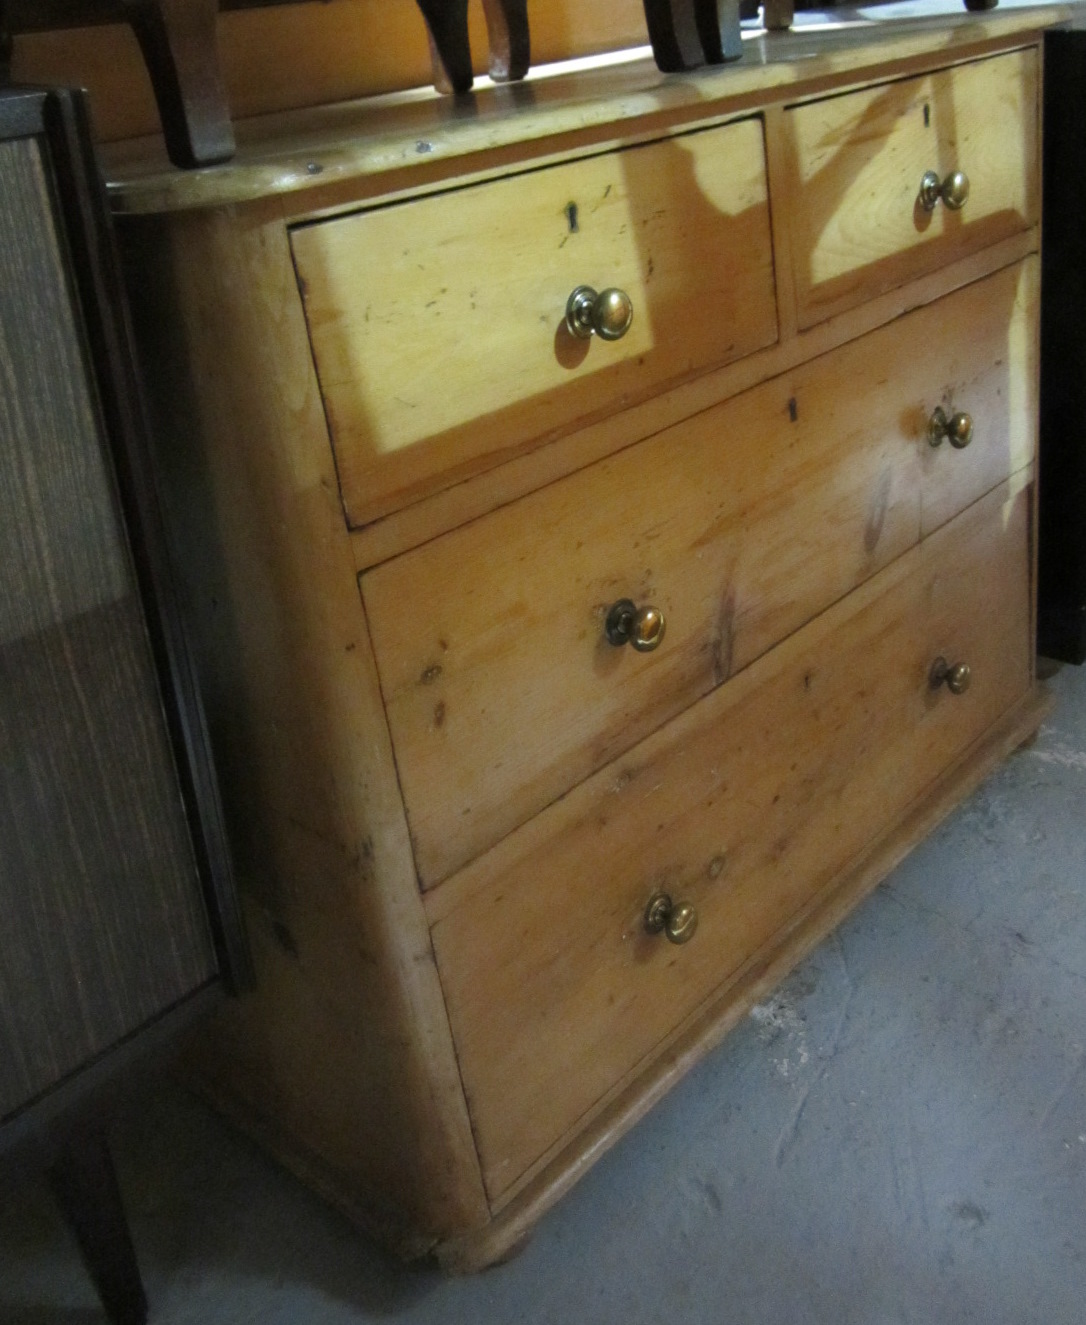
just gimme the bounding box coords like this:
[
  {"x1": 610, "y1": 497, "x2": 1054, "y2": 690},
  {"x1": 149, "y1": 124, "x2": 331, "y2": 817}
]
[
  {"x1": 605, "y1": 598, "x2": 666, "y2": 652},
  {"x1": 930, "y1": 656, "x2": 971, "y2": 695},
  {"x1": 919, "y1": 169, "x2": 970, "y2": 212},
  {"x1": 644, "y1": 891, "x2": 699, "y2": 945},
  {"x1": 928, "y1": 406, "x2": 974, "y2": 449},
  {"x1": 565, "y1": 285, "x2": 634, "y2": 341}
]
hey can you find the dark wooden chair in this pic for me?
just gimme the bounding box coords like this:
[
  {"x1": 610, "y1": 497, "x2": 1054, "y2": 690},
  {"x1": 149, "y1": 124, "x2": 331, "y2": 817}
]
[
  {"x1": 642, "y1": 0, "x2": 743, "y2": 69},
  {"x1": 2, "y1": 0, "x2": 533, "y2": 168}
]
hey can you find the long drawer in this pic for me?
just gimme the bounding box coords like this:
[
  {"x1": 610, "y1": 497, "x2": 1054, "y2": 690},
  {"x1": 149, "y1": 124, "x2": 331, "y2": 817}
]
[
  {"x1": 292, "y1": 116, "x2": 776, "y2": 528},
  {"x1": 429, "y1": 476, "x2": 1033, "y2": 1201},
  {"x1": 362, "y1": 259, "x2": 1037, "y2": 888},
  {"x1": 787, "y1": 49, "x2": 1039, "y2": 328}
]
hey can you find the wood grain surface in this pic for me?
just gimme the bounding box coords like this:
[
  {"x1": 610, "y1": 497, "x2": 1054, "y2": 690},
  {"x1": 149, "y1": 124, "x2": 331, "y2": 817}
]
[
  {"x1": 785, "y1": 47, "x2": 1039, "y2": 327},
  {"x1": 107, "y1": 21, "x2": 1052, "y2": 1262},
  {"x1": 0, "y1": 135, "x2": 215, "y2": 1120},
  {"x1": 348, "y1": 230, "x2": 1037, "y2": 570},
  {"x1": 120, "y1": 201, "x2": 489, "y2": 1250},
  {"x1": 439, "y1": 678, "x2": 1050, "y2": 1267},
  {"x1": 430, "y1": 476, "x2": 1032, "y2": 1199},
  {"x1": 292, "y1": 114, "x2": 776, "y2": 527},
  {"x1": 364, "y1": 258, "x2": 1036, "y2": 888}
]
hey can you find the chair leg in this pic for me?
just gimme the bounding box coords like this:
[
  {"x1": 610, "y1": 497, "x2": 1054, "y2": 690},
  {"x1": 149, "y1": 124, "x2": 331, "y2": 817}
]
[
  {"x1": 695, "y1": 0, "x2": 743, "y2": 62},
  {"x1": 763, "y1": 0, "x2": 795, "y2": 30},
  {"x1": 121, "y1": 0, "x2": 235, "y2": 168},
  {"x1": 48, "y1": 1130, "x2": 148, "y2": 1325},
  {"x1": 0, "y1": 0, "x2": 12, "y2": 84},
  {"x1": 481, "y1": 0, "x2": 530, "y2": 82},
  {"x1": 644, "y1": 0, "x2": 744, "y2": 69},
  {"x1": 643, "y1": 0, "x2": 704, "y2": 70},
  {"x1": 416, "y1": 0, "x2": 474, "y2": 94}
]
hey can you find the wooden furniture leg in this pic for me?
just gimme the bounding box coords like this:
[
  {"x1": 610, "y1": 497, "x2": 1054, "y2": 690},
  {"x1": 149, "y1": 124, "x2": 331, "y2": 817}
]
[
  {"x1": 481, "y1": 0, "x2": 529, "y2": 82},
  {"x1": 0, "y1": 2, "x2": 11, "y2": 83},
  {"x1": 643, "y1": 0, "x2": 743, "y2": 69},
  {"x1": 696, "y1": 0, "x2": 743, "y2": 61},
  {"x1": 416, "y1": 0, "x2": 474, "y2": 94},
  {"x1": 763, "y1": 0, "x2": 794, "y2": 31},
  {"x1": 121, "y1": 0, "x2": 234, "y2": 168},
  {"x1": 643, "y1": 0, "x2": 702, "y2": 70},
  {"x1": 48, "y1": 1130, "x2": 148, "y2": 1325}
]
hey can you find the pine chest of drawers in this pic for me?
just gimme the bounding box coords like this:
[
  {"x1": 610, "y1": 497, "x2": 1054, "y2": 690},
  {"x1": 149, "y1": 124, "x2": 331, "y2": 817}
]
[{"x1": 111, "y1": 5, "x2": 1064, "y2": 1270}]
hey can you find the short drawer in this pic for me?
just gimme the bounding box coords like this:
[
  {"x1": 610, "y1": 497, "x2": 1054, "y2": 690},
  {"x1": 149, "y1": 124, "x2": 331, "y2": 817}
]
[
  {"x1": 429, "y1": 477, "x2": 1032, "y2": 1201},
  {"x1": 292, "y1": 117, "x2": 776, "y2": 528},
  {"x1": 787, "y1": 49, "x2": 1038, "y2": 328},
  {"x1": 361, "y1": 261, "x2": 1035, "y2": 888}
]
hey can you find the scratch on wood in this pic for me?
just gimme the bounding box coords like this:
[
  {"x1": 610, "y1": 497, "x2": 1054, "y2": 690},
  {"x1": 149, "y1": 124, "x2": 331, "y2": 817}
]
[
  {"x1": 711, "y1": 587, "x2": 736, "y2": 686},
  {"x1": 865, "y1": 468, "x2": 893, "y2": 554}
]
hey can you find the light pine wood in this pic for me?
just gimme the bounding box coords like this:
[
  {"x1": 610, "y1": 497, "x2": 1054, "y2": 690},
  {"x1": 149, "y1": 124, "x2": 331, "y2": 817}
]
[
  {"x1": 438, "y1": 678, "x2": 1051, "y2": 1268},
  {"x1": 919, "y1": 256, "x2": 1038, "y2": 534},
  {"x1": 786, "y1": 47, "x2": 1039, "y2": 328},
  {"x1": 429, "y1": 477, "x2": 1032, "y2": 1200},
  {"x1": 348, "y1": 228, "x2": 1037, "y2": 570},
  {"x1": 119, "y1": 201, "x2": 488, "y2": 1253},
  {"x1": 763, "y1": 102, "x2": 801, "y2": 343},
  {"x1": 107, "y1": 19, "x2": 1055, "y2": 1268},
  {"x1": 293, "y1": 116, "x2": 776, "y2": 527},
  {"x1": 363, "y1": 258, "x2": 1036, "y2": 887}
]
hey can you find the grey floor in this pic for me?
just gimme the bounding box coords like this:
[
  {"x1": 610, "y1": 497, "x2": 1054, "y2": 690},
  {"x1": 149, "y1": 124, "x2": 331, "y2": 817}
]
[{"x1": 3, "y1": 662, "x2": 1085, "y2": 1325}]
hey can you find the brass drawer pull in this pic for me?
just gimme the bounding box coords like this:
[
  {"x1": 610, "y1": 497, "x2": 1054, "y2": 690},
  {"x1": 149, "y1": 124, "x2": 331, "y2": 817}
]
[
  {"x1": 930, "y1": 656, "x2": 972, "y2": 694},
  {"x1": 928, "y1": 406, "x2": 974, "y2": 449},
  {"x1": 605, "y1": 598, "x2": 666, "y2": 652},
  {"x1": 565, "y1": 285, "x2": 634, "y2": 341},
  {"x1": 918, "y1": 169, "x2": 970, "y2": 212},
  {"x1": 644, "y1": 891, "x2": 699, "y2": 945}
]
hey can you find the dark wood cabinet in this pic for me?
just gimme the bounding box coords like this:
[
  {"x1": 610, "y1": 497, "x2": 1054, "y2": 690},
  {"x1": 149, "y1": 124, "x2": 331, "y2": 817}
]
[
  {"x1": 0, "y1": 83, "x2": 248, "y2": 1322},
  {"x1": 1038, "y1": 28, "x2": 1086, "y2": 665}
]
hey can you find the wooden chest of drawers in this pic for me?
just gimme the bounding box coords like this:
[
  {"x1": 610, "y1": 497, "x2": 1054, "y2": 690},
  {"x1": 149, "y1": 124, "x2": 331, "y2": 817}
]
[{"x1": 110, "y1": 5, "x2": 1063, "y2": 1270}]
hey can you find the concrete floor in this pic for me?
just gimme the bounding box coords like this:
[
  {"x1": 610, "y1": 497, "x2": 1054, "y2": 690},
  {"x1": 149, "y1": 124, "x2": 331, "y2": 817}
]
[{"x1": 2, "y1": 661, "x2": 1085, "y2": 1325}]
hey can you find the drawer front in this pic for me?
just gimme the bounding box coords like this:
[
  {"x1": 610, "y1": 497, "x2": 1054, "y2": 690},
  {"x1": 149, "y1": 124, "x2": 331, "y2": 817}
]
[
  {"x1": 430, "y1": 477, "x2": 1032, "y2": 1200},
  {"x1": 362, "y1": 262, "x2": 1034, "y2": 888},
  {"x1": 292, "y1": 118, "x2": 776, "y2": 528},
  {"x1": 920, "y1": 257, "x2": 1037, "y2": 535},
  {"x1": 788, "y1": 49, "x2": 1038, "y2": 328}
]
